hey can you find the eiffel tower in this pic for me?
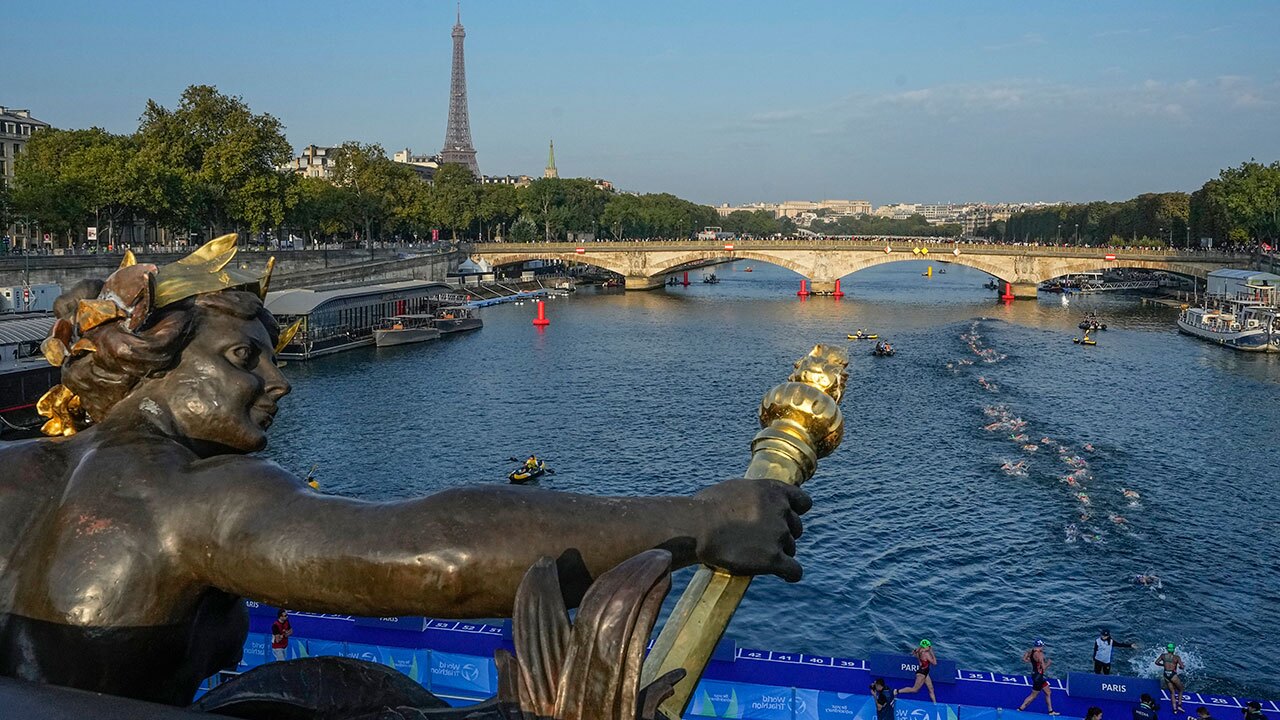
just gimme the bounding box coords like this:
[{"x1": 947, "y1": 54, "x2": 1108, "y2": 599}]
[{"x1": 440, "y1": 4, "x2": 479, "y2": 176}]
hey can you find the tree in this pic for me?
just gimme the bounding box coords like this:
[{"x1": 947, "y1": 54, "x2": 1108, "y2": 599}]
[
  {"x1": 429, "y1": 163, "x2": 481, "y2": 240},
  {"x1": 136, "y1": 85, "x2": 295, "y2": 239},
  {"x1": 329, "y1": 141, "x2": 418, "y2": 245},
  {"x1": 478, "y1": 183, "x2": 519, "y2": 240},
  {"x1": 288, "y1": 176, "x2": 351, "y2": 243}
]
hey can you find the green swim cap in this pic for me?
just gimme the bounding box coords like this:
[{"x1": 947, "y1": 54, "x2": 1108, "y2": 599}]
[
  {"x1": 1166, "y1": 643, "x2": 1176, "y2": 651},
  {"x1": 920, "y1": 639, "x2": 932, "y2": 648}
]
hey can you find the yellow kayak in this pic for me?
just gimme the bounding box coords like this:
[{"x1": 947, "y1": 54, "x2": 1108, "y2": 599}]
[{"x1": 847, "y1": 333, "x2": 879, "y2": 340}]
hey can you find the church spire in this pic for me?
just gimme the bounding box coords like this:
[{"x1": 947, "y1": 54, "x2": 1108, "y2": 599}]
[{"x1": 544, "y1": 139, "x2": 558, "y2": 179}]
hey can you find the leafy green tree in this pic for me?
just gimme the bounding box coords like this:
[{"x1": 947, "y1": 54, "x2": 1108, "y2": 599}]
[
  {"x1": 510, "y1": 216, "x2": 539, "y2": 243},
  {"x1": 429, "y1": 163, "x2": 481, "y2": 240},
  {"x1": 288, "y1": 176, "x2": 352, "y2": 243},
  {"x1": 136, "y1": 85, "x2": 295, "y2": 239},
  {"x1": 476, "y1": 183, "x2": 519, "y2": 240},
  {"x1": 329, "y1": 141, "x2": 419, "y2": 244}
]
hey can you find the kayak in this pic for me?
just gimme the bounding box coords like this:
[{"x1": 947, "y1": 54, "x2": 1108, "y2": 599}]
[
  {"x1": 509, "y1": 462, "x2": 547, "y2": 484},
  {"x1": 872, "y1": 348, "x2": 895, "y2": 357},
  {"x1": 1072, "y1": 337, "x2": 1097, "y2": 346},
  {"x1": 847, "y1": 333, "x2": 879, "y2": 340}
]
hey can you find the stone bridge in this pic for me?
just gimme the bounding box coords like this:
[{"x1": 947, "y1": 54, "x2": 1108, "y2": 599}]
[{"x1": 470, "y1": 239, "x2": 1249, "y2": 297}]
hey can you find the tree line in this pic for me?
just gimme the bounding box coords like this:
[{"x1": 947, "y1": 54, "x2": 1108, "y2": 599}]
[
  {"x1": 985, "y1": 160, "x2": 1280, "y2": 248},
  {"x1": 1, "y1": 85, "x2": 726, "y2": 249}
]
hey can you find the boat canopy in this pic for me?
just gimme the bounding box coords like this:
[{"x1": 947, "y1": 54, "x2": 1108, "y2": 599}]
[{"x1": 0, "y1": 315, "x2": 55, "y2": 348}]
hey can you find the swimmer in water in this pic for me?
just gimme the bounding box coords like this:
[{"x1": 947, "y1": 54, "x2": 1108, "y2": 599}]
[
  {"x1": 1011, "y1": 433, "x2": 1029, "y2": 442},
  {"x1": 1065, "y1": 476, "x2": 1079, "y2": 487},
  {"x1": 1122, "y1": 489, "x2": 1141, "y2": 500},
  {"x1": 1076, "y1": 493, "x2": 1091, "y2": 505},
  {"x1": 1065, "y1": 524, "x2": 1080, "y2": 542},
  {"x1": 1109, "y1": 514, "x2": 1127, "y2": 525},
  {"x1": 1156, "y1": 643, "x2": 1186, "y2": 714},
  {"x1": 1082, "y1": 443, "x2": 1096, "y2": 452}
]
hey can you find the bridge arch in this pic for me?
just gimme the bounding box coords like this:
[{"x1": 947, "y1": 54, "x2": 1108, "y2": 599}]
[
  {"x1": 827, "y1": 252, "x2": 1016, "y2": 284},
  {"x1": 650, "y1": 251, "x2": 812, "y2": 278},
  {"x1": 472, "y1": 252, "x2": 631, "y2": 278}
]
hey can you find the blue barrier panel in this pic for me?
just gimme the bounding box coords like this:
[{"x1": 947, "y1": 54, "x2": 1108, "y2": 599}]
[
  {"x1": 378, "y1": 646, "x2": 431, "y2": 685},
  {"x1": 237, "y1": 633, "x2": 270, "y2": 671},
  {"x1": 868, "y1": 653, "x2": 958, "y2": 684},
  {"x1": 958, "y1": 706, "x2": 1000, "y2": 720},
  {"x1": 792, "y1": 689, "x2": 876, "y2": 720},
  {"x1": 686, "y1": 679, "x2": 793, "y2": 720},
  {"x1": 998, "y1": 710, "x2": 1081, "y2": 720},
  {"x1": 895, "y1": 698, "x2": 959, "y2": 720},
  {"x1": 354, "y1": 616, "x2": 430, "y2": 632},
  {"x1": 428, "y1": 651, "x2": 497, "y2": 697},
  {"x1": 1065, "y1": 673, "x2": 1160, "y2": 704},
  {"x1": 300, "y1": 639, "x2": 346, "y2": 658},
  {"x1": 342, "y1": 642, "x2": 384, "y2": 664}
]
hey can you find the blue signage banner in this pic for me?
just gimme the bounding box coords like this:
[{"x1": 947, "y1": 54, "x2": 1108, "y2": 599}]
[
  {"x1": 792, "y1": 689, "x2": 877, "y2": 720},
  {"x1": 894, "y1": 698, "x2": 959, "y2": 720},
  {"x1": 378, "y1": 645, "x2": 431, "y2": 685},
  {"x1": 1065, "y1": 672, "x2": 1161, "y2": 704},
  {"x1": 342, "y1": 642, "x2": 384, "y2": 664},
  {"x1": 354, "y1": 615, "x2": 430, "y2": 632},
  {"x1": 242, "y1": 599, "x2": 279, "y2": 618},
  {"x1": 237, "y1": 633, "x2": 270, "y2": 671},
  {"x1": 868, "y1": 653, "x2": 958, "y2": 684},
  {"x1": 300, "y1": 639, "x2": 346, "y2": 659},
  {"x1": 685, "y1": 679, "x2": 794, "y2": 720},
  {"x1": 428, "y1": 651, "x2": 497, "y2": 697}
]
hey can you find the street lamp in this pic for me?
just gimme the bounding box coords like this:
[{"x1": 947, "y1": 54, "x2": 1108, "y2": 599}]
[
  {"x1": 1159, "y1": 227, "x2": 1164, "y2": 248},
  {"x1": 1074, "y1": 223, "x2": 1079, "y2": 245}
]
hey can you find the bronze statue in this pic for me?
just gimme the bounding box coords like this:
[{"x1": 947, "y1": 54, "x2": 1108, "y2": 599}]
[{"x1": 0, "y1": 236, "x2": 812, "y2": 709}]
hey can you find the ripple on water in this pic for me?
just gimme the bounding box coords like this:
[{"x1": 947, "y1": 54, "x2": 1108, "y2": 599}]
[{"x1": 265, "y1": 262, "x2": 1280, "y2": 698}]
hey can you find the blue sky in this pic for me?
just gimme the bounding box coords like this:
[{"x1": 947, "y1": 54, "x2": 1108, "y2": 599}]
[{"x1": 9, "y1": 1, "x2": 1280, "y2": 206}]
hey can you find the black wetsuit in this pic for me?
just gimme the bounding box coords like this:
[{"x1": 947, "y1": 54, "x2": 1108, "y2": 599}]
[{"x1": 876, "y1": 688, "x2": 896, "y2": 720}]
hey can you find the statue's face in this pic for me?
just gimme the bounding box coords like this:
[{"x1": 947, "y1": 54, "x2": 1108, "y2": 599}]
[{"x1": 142, "y1": 310, "x2": 290, "y2": 454}]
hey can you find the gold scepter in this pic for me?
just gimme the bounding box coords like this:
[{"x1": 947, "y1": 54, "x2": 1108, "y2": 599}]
[{"x1": 640, "y1": 344, "x2": 849, "y2": 718}]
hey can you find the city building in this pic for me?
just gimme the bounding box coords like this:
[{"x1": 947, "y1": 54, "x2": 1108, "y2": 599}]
[
  {"x1": 283, "y1": 144, "x2": 338, "y2": 179},
  {"x1": 440, "y1": 7, "x2": 479, "y2": 175},
  {"x1": 715, "y1": 200, "x2": 872, "y2": 220},
  {"x1": 544, "y1": 139, "x2": 558, "y2": 179},
  {"x1": 481, "y1": 174, "x2": 532, "y2": 187},
  {"x1": 392, "y1": 148, "x2": 441, "y2": 182},
  {"x1": 1, "y1": 106, "x2": 51, "y2": 248},
  {"x1": 0, "y1": 106, "x2": 48, "y2": 189}
]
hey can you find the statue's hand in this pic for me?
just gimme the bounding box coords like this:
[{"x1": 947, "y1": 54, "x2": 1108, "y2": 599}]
[{"x1": 693, "y1": 477, "x2": 812, "y2": 582}]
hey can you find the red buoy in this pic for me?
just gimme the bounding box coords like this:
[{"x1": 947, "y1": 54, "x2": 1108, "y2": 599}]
[
  {"x1": 682, "y1": 271, "x2": 690, "y2": 287},
  {"x1": 532, "y1": 299, "x2": 550, "y2": 326},
  {"x1": 797, "y1": 279, "x2": 810, "y2": 297},
  {"x1": 833, "y1": 279, "x2": 844, "y2": 298},
  {"x1": 1001, "y1": 282, "x2": 1015, "y2": 302}
]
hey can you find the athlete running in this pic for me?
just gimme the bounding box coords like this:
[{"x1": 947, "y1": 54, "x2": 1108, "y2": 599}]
[
  {"x1": 1156, "y1": 643, "x2": 1186, "y2": 714},
  {"x1": 895, "y1": 639, "x2": 938, "y2": 703},
  {"x1": 1018, "y1": 639, "x2": 1060, "y2": 715}
]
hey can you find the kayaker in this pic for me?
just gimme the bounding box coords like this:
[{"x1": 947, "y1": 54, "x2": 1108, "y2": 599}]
[{"x1": 524, "y1": 454, "x2": 540, "y2": 471}]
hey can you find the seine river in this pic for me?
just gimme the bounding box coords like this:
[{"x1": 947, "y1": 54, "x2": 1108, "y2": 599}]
[{"x1": 265, "y1": 260, "x2": 1280, "y2": 699}]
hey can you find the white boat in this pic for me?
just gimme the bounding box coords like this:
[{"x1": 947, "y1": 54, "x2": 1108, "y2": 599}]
[
  {"x1": 430, "y1": 306, "x2": 483, "y2": 335},
  {"x1": 1177, "y1": 302, "x2": 1279, "y2": 352},
  {"x1": 374, "y1": 315, "x2": 442, "y2": 347}
]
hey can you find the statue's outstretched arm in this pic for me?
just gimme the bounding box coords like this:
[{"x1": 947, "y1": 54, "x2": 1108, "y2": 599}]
[{"x1": 180, "y1": 458, "x2": 806, "y2": 618}]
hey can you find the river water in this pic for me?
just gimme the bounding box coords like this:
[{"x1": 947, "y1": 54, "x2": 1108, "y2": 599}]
[{"x1": 264, "y1": 260, "x2": 1280, "y2": 699}]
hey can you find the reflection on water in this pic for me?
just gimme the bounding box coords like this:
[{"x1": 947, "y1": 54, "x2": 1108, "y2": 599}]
[{"x1": 266, "y1": 260, "x2": 1280, "y2": 698}]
